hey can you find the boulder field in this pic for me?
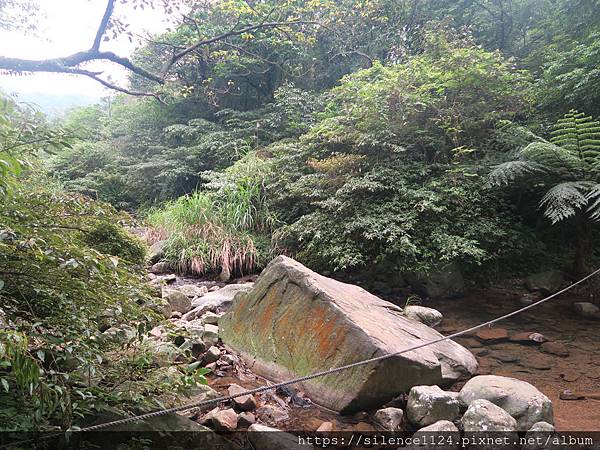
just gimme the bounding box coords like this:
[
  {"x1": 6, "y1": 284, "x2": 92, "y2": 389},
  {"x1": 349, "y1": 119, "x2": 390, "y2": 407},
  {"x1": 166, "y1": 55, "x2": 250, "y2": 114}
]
[{"x1": 220, "y1": 256, "x2": 477, "y2": 413}]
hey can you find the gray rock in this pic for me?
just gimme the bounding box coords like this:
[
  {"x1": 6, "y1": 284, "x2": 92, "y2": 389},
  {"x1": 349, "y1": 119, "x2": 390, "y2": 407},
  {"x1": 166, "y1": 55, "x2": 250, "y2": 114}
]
[
  {"x1": 203, "y1": 323, "x2": 219, "y2": 346},
  {"x1": 144, "y1": 341, "x2": 182, "y2": 367},
  {"x1": 184, "y1": 283, "x2": 254, "y2": 320},
  {"x1": 458, "y1": 375, "x2": 553, "y2": 431},
  {"x1": 163, "y1": 289, "x2": 192, "y2": 314},
  {"x1": 462, "y1": 399, "x2": 518, "y2": 449},
  {"x1": 409, "y1": 420, "x2": 459, "y2": 449},
  {"x1": 404, "y1": 306, "x2": 443, "y2": 327},
  {"x1": 203, "y1": 346, "x2": 221, "y2": 364},
  {"x1": 148, "y1": 240, "x2": 165, "y2": 264},
  {"x1": 407, "y1": 385, "x2": 460, "y2": 427},
  {"x1": 522, "y1": 422, "x2": 562, "y2": 450},
  {"x1": 177, "y1": 284, "x2": 209, "y2": 298},
  {"x1": 248, "y1": 423, "x2": 310, "y2": 450},
  {"x1": 573, "y1": 302, "x2": 600, "y2": 319},
  {"x1": 149, "y1": 261, "x2": 170, "y2": 274},
  {"x1": 404, "y1": 262, "x2": 465, "y2": 299},
  {"x1": 373, "y1": 407, "x2": 404, "y2": 431},
  {"x1": 256, "y1": 404, "x2": 289, "y2": 426},
  {"x1": 228, "y1": 383, "x2": 257, "y2": 411},
  {"x1": 525, "y1": 271, "x2": 564, "y2": 294},
  {"x1": 220, "y1": 256, "x2": 477, "y2": 413},
  {"x1": 201, "y1": 311, "x2": 221, "y2": 325}
]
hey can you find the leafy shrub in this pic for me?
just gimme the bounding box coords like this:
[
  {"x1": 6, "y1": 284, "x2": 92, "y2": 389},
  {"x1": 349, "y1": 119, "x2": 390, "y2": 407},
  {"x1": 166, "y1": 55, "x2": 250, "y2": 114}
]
[{"x1": 83, "y1": 222, "x2": 146, "y2": 264}]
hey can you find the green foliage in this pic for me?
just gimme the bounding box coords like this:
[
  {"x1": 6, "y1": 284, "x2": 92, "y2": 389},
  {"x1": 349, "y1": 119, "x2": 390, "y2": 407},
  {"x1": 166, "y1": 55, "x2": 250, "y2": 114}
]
[
  {"x1": 83, "y1": 222, "x2": 146, "y2": 264},
  {"x1": 549, "y1": 110, "x2": 600, "y2": 165}
]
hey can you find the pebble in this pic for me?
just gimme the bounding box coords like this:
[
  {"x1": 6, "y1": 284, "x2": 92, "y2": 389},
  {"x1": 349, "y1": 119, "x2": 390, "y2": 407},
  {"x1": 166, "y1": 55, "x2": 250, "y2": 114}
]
[
  {"x1": 212, "y1": 408, "x2": 238, "y2": 431},
  {"x1": 560, "y1": 370, "x2": 580, "y2": 382},
  {"x1": 540, "y1": 341, "x2": 570, "y2": 357},
  {"x1": 237, "y1": 412, "x2": 256, "y2": 428},
  {"x1": 203, "y1": 346, "x2": 221, "y2": 364},
  {"x1": 520, "y1": 353, "x2": 553, "y2": 370},
  {"x1": 228, "y1": 383, "x2": 257, "y2": 411}
]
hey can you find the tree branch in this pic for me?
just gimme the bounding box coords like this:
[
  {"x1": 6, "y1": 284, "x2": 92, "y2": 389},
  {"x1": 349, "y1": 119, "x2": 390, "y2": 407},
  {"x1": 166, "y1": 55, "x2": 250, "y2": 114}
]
[{"x1": 92, "y1": 0, "x2": 116, "y2": 51}]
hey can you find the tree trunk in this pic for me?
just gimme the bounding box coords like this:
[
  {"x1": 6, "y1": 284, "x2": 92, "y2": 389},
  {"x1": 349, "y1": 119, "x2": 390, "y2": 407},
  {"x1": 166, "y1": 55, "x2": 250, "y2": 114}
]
[{"x1": 574, "y1": 217, "x2": 592, "y2": 277}]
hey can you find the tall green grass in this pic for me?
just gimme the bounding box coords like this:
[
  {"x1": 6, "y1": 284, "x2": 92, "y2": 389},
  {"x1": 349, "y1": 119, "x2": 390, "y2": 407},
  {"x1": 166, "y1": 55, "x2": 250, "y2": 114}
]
[{"x1": 146, "y1": 153, "x2": 278, "y2": 279}]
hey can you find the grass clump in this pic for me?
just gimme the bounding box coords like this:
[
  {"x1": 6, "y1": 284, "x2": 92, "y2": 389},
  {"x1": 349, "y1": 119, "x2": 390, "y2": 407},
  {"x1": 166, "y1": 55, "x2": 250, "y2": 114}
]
[{"x1": 147, "y1": 153, "x2": 277, "y2": 280}]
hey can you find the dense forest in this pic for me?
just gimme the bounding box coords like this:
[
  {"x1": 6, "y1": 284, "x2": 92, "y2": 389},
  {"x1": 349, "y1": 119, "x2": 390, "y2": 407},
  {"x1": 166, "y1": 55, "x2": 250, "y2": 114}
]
[{"x1": 2, "y1": 0, "x2": 600, "y2": 438}]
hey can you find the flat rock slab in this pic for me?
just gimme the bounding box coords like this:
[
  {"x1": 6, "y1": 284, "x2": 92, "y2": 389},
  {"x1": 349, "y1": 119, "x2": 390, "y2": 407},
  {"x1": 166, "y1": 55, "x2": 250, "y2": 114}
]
[
  {"x1": 475, "y1": 328, "x2": 509, "y2": 342},
  {"x1": 220, "y1": 256, "x2": 477, "y2": 413}
]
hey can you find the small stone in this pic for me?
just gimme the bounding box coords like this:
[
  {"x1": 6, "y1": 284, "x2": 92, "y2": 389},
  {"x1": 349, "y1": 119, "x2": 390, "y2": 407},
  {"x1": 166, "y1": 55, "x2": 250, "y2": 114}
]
[
  {"x1": 353, "y1": 422, "x2": 375, "y2": 432},
  {"x1": 456, "y1": 337, "x2": 483, "y2": 348},
  {"x1": 409, "y1": 420, "x2": 459, "y2": 449},
  {"x1": 373, "y1": 407, "x2": 404, "y2": 431},
  {"x1": 237, "y1": 412, "x2": 256, "y2": 428},
  {"x1": 407, "y1": 386, "x2": 460, "y2": 427},
  {"x1": 316, "y1": 421, "x2": 334, "y2": 432},
  {"x1": 561, "y1": 370, "x2": 580, "y2": 382},
  {"x1": 202, "y1": 323, "x2": 219, "y2": 346},
  {"x1": 509, "y1": 332, "x2": 547, "y2": 344},
  {"x1": 201, "y1": 312, "x2": 221, "y2": 325},
  {"x1": 200, "y1": 407, "x2": 219, "y2": 425},
  {"x1": 540, "y1": 342, "x2": 569, "y2": 357},
  {"x1": 403, "y1": 306, "x2": 444, "y2": 327},
  {"x1": 521, "y1": 353, "x2": 553, "y2": 370},
  {"x1": 491, "y1": 352, "x2": 520, "y2": 363},
  {"x1": 209, "y1": 285, "x2": 221, "y2": 291},
  {"x1": 220, "y1": 354, "x2": 236, "y2": 365},
  {"x1": 212, "y1": 408, "x2": 238, "y2": 431},
  {"x1": 161, "y1": 274, "x2": 177, "y2": 283},
  {"x1": 573, "y1": 302, "x2": 600, "y2": 319},
  {"x1": 559, "y1": 390, "x2": 582, "y2": 400},
  {"x1": 177, "y1": 284, "x2": 209, "y2": 298},
  {"x1": 203, "y1": 346, "x2": 221, "y2": 364},
  {"x1": 170, "y1": 311, "x2": 182, "y2": 319},
  {"x1": 475, "y1": 328, "x2": 509, "y2": 342},
  {"x1": 228, "y1": 383, "x2": 257, "y2": 411},
  {"x1": 256, "y1": 404, "x2": 289, "y2": 426},
  {"x1": 205, "y1": 362, "x2": 217, "y2": 371}
]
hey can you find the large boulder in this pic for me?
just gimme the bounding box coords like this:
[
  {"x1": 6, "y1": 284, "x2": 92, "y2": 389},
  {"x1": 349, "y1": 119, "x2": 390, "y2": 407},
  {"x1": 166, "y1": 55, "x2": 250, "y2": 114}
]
[
  {"x1": 248, "y1": 424, "x2": 310, "y2": 450},
  {"x1": 147, "y1": 240, "x2": 165, "y2": 264},
  {"x1": 525, "y1": 270, "x2": 564, "y2": 294},
  {"x1": 184, "y1": 283, "x2": 254, "y2": 320},
  {"x1": 163, "y1": 289, "x2": 192, "y2": 314},
  {"x1": 404, "y1": 262, "x2": 464, "y2": 299},
  {"x1": 458, "y1": 375, "x2": 553, "y2": 431},
  {"x1": 220, "y1": 256, "x2": 477, "y2": 413}
]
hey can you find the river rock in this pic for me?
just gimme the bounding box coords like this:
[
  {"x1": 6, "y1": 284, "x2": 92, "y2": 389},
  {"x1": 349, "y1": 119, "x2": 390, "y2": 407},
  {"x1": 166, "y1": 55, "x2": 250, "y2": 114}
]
[
  {"x1": 540, "y1": 342, "x2": 569, "y2": 357},
  {"x1": 573, "y1": 302, "x2": 600, "y2": 319},
  {"x1": 403, "y1": 306, "x2": 443, "y2": 327},
  {"x1": 238, "y1": 412, "x2": 256, "y2": 428},
  {"x1": 203, "y1": 345, "x2": 221, "y2": 364},
  {"x1": 184, "y1": 283, "x2": 254, "y2": 320},
  {"x1": 203, "y1": 324, "x2": 219, "y2": 346},
  {"x1": 248, "y1": 424, "x2": 309, "y2": 450},
  {"x1": 177, "y1": 284, "x2": 209, "y2": 298},
  {"x1": 148, "y1": 240, "x2": 165, "y2": 264},
  {"x1": 211, "y1": 408, "x2": 238, "y2": 431},
  {"x1": 404, "y1": 262, "x2": 465, "y2": 299},
  {"x1": 458, "y1": 375, "x2": 553, "y2": 430},
  {"x1": 256, "y1": 404, "x2": 289, "y2": 426},
  {"x1": 220, "y1": 256, "x2": 477, "y2": 413},
  {"x1": 228, "y1": 383, "x2": 257, "y2": 411},
  {"x1": 373, "y1": 407, "x2": 404, "y2": 431},
  {"x1": 522, "y1": 422, "x2": 560, "y2": 450},
  {"x1": 149, "y1": 261, "x2": 170, "y2": 274},
  {"x1": 409, "y1": 420, "x2": 459, "y2": 449},
  {"x1": 475, "y1": 328, "x2": 509, "y2": 342},
  {"x1": 509, "y1": 332, "x2": 547, "y2": 344},
  {"x1": 407, "y1": 385, "x2": 460, "y2": 427},
  {"x1": 462, "y1": 399, "x2": 518, "y2": 450},
  {"x1": 163, "y1": 289, "x2": 192, "y2": 314},
  {"x1": 525, "y1": 270, "x2": 564, "y2": 294}
]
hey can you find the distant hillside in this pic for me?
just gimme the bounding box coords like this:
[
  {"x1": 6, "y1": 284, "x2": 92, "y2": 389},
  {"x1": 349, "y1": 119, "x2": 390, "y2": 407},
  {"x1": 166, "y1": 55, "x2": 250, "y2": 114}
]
[{"x1": 13, "y1": 92, "x2": 100, "y2": 116}]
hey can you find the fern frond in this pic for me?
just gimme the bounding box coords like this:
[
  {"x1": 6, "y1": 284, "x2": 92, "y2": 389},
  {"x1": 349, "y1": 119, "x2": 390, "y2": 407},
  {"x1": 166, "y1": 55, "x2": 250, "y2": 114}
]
[
  {"x1": 550, "y1": 110, "x2": 600, "y2": 166},
  {"x1": 539, "y1": 181, "x2": 593, "y2": 224},
  {"x1": 520, "y1": 141, "x2": 583, "y2": 173},
  {"x1": 585, "y1": 183, "x2": 600, "y2": 221},
  {"x1": 486, "y1": 160, "x2": 547, "y2": 187}
]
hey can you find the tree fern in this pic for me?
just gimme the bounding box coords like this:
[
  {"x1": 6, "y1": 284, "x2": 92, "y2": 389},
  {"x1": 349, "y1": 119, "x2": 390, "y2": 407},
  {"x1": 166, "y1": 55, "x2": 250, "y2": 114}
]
[
  {"x1": 550, "y1": 110, "x2": 600, "y2": 166},
  {"x1": 539, "y1": 181, "x2": 593, "y2": 224},
  {"x1": 487, "y1": 160, "x2": 547, "y2": 187}
]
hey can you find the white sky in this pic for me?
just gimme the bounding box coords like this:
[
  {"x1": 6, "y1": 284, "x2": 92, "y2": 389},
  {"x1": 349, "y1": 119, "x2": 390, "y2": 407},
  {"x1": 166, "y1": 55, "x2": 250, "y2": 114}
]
[{"x1": 0, "y1": 0, "x2": 173, "y2": 103}]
